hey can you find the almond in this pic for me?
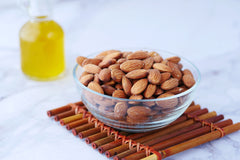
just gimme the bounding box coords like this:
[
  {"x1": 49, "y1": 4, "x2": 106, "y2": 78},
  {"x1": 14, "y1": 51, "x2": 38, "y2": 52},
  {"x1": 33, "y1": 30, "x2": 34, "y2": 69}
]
[
  {"x1": 131, "y1": 78, "x2": 148, "y2": 95},
  {"x1": 112, "y1": 90, "x2": 127, "y2": 98},
  {"x1": 148, "y1": 51, "x2": 159, "y2": 57},
  {"x1": 167, "y1": 86, "x2": 187, "y2": 94},
  {"x1": 161, "y1": 60, "x2": 168, "y2": 65},
  {"x1": 153, "y1": 54, "x2": 163, "y2": 63},
  {"x1": 156, "y1": 93, "x2": 178, "y2": 108},
  {"x1": 99, "y1": 105, "x2": 114, "y2": 112},
  {"x1": 120, "y1": 60, "x2": 144, "y2": 72},
  {"x1": 182, "y1": 74, "x2": 195, "y2": 88},
  {"x1": 111, "y1": 69, "x2": 125, "y2": 83},
  {"x1": 178, "y1": 63, "x2": 183, "y2": 70},
  {"x1": 125, "y1": 69, "x2": 148, "y2": 79},
  {"x1": 109, "y1": 64, "x2": 120, "y2": 70},
  {"x1": 80, "y1": 71, "x2": 90, "y2": 79},
  {"x1": 122, "y1": 76, "x2": 132, "y2": 96},
  {"x1": 142, "y1": 96, "x2": 155, "y2": 107},
  {"x1": 99, "y1": 58, "x2": 116, "y2": 68},
  {"x1": 122, "y1": 52, "x2": 132, "y2": 58},
  {"x1": 183, "y1": 69, "x2": 194, "y2": 77},
  {"x1": 82, "y1": 58, "x2": 102, "y2": 66},
  {"x1": 79, "y1": 74, "x2": 94, "y2": 86},
  {"x1": 129, "y1": 95, "x2": 143, "y2": 105},
  {"x1": 83, "y1": 64, "x2": 101, "y2": 74},
  {"x1": 104, "y1": 80, "x2": 115, "y2": 86},
  {"x1": 126, "y1": 115, "x2": 148, "y2": 123},
  {"x1": 76, "y1": 56, "x2": 87, "y2": 66},
  {"x1": 96, "y1": 50, "x2": 120, "y2": 58},
  {"x1": 93, "y1": 73, "x2": 100, "y2": 83},
  {"x1": 98, "y1": 68, "x2": 111, "y2": 82},
  {"x1": 154, "y1": 87, "x2": 164, "y2": 96},
  {"x1": 143, "y1": 57, "x2": 154, "y2": 69},
  {"x1": 144, "y1": 84, "x2": 157, "y2": 98},
  {"x1": 168, "y1": 62, "x2": 182, "y2": 80},
  {"x1": 87, "y1": 81, "x2": 104, "y2": 94},
  {"x1": 101, "y1": 85, "x2": 115, "y2": 95},
  {"x1": 127, "y1": 51, "x2": 149, "y2": 60},
  {"x1": 159, "y1": 72, "x2": 171, "y2": 84},
  {"x1": 148, "y1": 69, "x2": 161, "y2": 85},
  {"x1": 166, "y1": 56, "x2": 181, "y2": 63},
  {"x1": 153, "y1": 63, "x2": 172, "y2": 72},
  {"x1": 104, "y1": 52, "x2": 122, "y2": 60},
  {"x1": 127, "y1": 106, "x2": 151, "y2": 118},
  {"x1": 117, "y1": 58, "x2": 127, "y2": 64},
  {"x1": 115, "y1": 84, "x2": 123, "y2": 90},
  {"x1": 114, "y1": 102, "x2": 128, "y2": 120},
  {"x1": 161, "y1": 78, "x2": 179, "y2": 90}
]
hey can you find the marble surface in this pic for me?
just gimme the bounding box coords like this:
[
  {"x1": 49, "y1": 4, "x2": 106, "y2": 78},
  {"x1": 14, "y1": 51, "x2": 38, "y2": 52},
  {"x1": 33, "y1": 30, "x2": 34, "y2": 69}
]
[{"x1": 1, "y1": 0, "x2": 240, "y2": 160}]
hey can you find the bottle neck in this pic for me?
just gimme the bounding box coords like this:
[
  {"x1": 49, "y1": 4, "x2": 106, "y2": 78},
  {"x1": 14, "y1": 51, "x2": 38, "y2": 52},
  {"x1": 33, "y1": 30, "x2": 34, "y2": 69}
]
[{"x1": 30, "y1": 15, "x2": 52, "y2": 22}]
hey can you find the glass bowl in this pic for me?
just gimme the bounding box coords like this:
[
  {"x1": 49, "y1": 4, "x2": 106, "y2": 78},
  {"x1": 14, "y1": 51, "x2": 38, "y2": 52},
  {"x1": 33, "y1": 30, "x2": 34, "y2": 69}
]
[{"x1": 73, "y1": 49, "x2": 201, "y2": 132}]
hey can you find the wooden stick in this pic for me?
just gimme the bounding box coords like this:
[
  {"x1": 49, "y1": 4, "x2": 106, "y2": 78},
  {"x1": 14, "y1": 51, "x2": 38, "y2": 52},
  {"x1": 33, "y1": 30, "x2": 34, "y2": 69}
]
[
  {"x1": 141, "y1": 122, "x2": 240, "y2": 160},
  {"x1": 114, "y1": 148, "x2": 137, "y2": 160},
  {"x1": 107, "y1": 111, "x2": 216, "y2": 158},
  {"x1": 168, "y1": 108, "x2": 207, "y2": 126},
  {"x1": 85, "y1": 131, "x2": 108, "y2": 144},
  {"x1": 54, "y1": 109, "x2": 75, "y2": 121},
  {"x1": 123, "y1": 119, "x2": 232, "y2": 160},
  {"x1": 66, "y1": 118, "x2": 88, "y2": 130},
  {"x1": 72, "y1": 123, "x2": 95, "y2": 136},
  {"x1": 92, "y1": 135, "x2": 115, "y2": 149},
  {"x1": 78, "y1": 127, "x2": 101, "y2": 139},
  {"x1": 60, "y1": 114, "x2": 83, "y2": 126},
  {"x1": 184, "y1": 104, "x2": 201, "y2": 113},
  {"x1": 47, "y1": 105, "x2": 72, "y2": 117}
]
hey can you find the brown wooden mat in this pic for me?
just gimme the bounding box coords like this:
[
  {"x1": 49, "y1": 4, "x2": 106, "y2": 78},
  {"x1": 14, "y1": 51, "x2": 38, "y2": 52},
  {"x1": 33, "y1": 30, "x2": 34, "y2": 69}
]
[{"x1": 47, "y1": 101, "x2": 240, "y2": 160}]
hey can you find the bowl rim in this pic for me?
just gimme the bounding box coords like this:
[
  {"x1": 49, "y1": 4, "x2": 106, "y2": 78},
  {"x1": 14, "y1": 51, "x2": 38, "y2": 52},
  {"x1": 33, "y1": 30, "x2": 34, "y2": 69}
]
[{"x1": 73, "y1": 48, "x2": 201, "y2": 102}]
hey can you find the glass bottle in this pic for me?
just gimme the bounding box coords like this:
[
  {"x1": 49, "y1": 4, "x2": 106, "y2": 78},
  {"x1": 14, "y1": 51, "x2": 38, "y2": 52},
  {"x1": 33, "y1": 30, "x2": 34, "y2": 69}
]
[{"x1": 19, "y1": 0, "x2": 65, "y2": 80}]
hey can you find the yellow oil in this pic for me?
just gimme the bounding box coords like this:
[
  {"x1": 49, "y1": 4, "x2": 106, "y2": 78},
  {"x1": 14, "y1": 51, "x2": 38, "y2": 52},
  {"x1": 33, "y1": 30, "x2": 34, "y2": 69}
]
[{"x1": 20, "y1": 18, "x2": 65, "y2": 80}]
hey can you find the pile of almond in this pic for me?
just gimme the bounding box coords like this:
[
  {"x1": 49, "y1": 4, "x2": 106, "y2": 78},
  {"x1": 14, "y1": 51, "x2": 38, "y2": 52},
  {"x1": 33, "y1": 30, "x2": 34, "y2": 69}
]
[{"x1": 76, "y1": 50, "x2": 196, "y2": 123}]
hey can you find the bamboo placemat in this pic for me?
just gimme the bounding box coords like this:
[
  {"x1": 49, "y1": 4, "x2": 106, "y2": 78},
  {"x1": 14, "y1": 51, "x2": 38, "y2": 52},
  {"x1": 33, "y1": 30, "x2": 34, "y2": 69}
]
[{"x1": 47, "y1": 101, "x2": 240, "y2": 160}]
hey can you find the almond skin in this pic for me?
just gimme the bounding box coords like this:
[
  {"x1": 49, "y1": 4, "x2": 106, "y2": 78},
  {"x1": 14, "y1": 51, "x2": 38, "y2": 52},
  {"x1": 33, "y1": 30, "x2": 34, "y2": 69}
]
[
  {"x1": 129, "y1": 95, "x2": 143, "y2": 105},
  {"x1": 143, "y1": 57, "x2": 154, "y2": 69},
  {"x1": 161, "y1": 78, "x2": 179, "y2": 90},
  {"x1": 156, "y1": 93, "x2": 178, "y2": 108},
  {"x1": 153, "y1": 63, "x2": 172, "y2": 72},
  {"x1": 122, "y1": 76, "x2": 132, "y2": 96},
  {"x1": 168, "y1": 62, "x2": 182, "y2": 80},
  {"x1": 93, "y1": 73, "x2": 100, "y2": 83},
  {"x1": 104, "y1": 52, "x2": 122, "y2": 60},
  {"x1": 117, "y1": 58, "x2": 127, "y2": 64},
  {"x1": 101, "y1": 85, "x2": 115, "y2": 95},
  {"x1": 148, "y1": 69, "x2": 161, "y2": 85},
  {"x1": 87, "y1": 81, "x2": 104, "y2": 94},
  {"x1": 115, "y1": 84, "x2": 123, "y2": 90},
  {"x1": 154, "y1": 87, "x2": 164, "y2": 96},
  {"x1": 127, "y1": 106, "x2": 151, "y2": 118},
  {"x1": 153, "y1": 54, "x2": 163, "y2": 63},
  {"x1": 120, "y1": 60, "x2": 144, "y2": 72},
  {"x1": 131, "y1": 78, "x2": 148, "y2": 95},
  {"x1": 183, "y1": 69, "x2": 194, "y2": 77},
  {"x1": 114, "y1": 102, "x2": 128, "y2": 120},
  {"x1": 96, "y1": 50, "x2": 120, "y2": 58},
  {"x1": 159, "y1": 72, "x2": 171, "y2": 84},
  {"x1": 103, "y1": 80, "x2": 115, "y2": 86},
  {"x1": 79, "y1": 74, "x2": 94, "y2": 86},
  {"x1": 82, "y1": 58, "x2": 102, "y2": 66},
  {"x1": 111, "y1": 69, "x2": 125, "y2": 83},
  {"x1": 167, "y1": 86, "x2": 187, "y2": 94},
  {"x1": 99, "y1": 58, "x2": 116, "y2": 68},
  {"x1": 83, "y1": 64, "x2": 101, "y2": 74},
  {"x1": 182, "y1": 74, "x2": 195, "y2": 88},
  {"x1": 112, "y1": 90, "x2": 127, "y2": 98},
  {"x1": 127, "y1": 51, "x2": 149, "y2": 60},
  {"x1": 144, "y1": 84, "x2": 157, "y2": 98},
  {"x1": 76, "y1": 56, "x2": 87, "y2": 66},
  {"x1": 98, "y1": 68, "x2": 111, "y2": 82},
  {"x1": 126, "y1": 69, "x2": 148, "y2": 79},
  {"x1": 108, "y1": 64, "x2": 120, "y2": 70},
  {"x1": 166, "y1": 56, "x2": 181, "y2": 63}
]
